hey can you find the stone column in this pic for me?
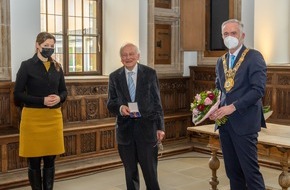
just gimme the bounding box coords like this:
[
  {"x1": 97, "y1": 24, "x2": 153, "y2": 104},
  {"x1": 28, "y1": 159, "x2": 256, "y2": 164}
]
[{"x1": 0, "y1": 0, "x2": 11, "y2": 81}]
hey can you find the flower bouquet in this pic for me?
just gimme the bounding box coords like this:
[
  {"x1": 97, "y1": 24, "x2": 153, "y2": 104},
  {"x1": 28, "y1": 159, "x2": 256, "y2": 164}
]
[
  {"x1": 190, "y1": 88, "x2": 227, "y2": 126},
  {"x1": 263, "y1": 105, "x2": 273, "y2": 120}
]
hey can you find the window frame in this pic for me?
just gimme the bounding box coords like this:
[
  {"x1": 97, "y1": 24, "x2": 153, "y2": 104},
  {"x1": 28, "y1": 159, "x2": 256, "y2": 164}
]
[
  {"x1": 204, "y1": 0, "x2": 239, "y2": 57},
  {"x1": 41, "y1": 0, "x2": 102, "y2": 76}
]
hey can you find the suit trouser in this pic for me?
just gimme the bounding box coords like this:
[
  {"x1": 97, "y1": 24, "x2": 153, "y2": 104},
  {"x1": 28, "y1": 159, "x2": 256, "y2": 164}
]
[
  {"x1": 118, "y1": 140, "x2": 160, "y2": 190},
  {"x1": 219, "y1": 123, "x2": 265, "y2": 190}
]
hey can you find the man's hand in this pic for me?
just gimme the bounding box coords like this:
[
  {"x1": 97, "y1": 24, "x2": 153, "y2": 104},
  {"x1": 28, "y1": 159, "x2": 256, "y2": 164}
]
[
  {"x1": 157, "y1": 130, "x2": 165, "y2": 141},
  {"x1": 120, "y1": 105, "x2": 130, "y2": 116},
  {"x1": 209, "y1": 104, "x2": 236, "y2": 120}
]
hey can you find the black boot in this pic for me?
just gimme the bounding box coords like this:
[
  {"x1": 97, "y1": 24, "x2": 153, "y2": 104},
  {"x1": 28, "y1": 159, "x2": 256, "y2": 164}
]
[
  {"x1": 28, "y1": 168, "x2": 42, "y2": 190},
  {"x1": 43, "y1": 167, "x2": 55, "y2": 190}
]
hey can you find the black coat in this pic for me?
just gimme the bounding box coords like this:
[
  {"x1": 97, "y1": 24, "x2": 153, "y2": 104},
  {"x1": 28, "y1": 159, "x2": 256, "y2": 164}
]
[
  {"x1": 107, "y1": 63, "x2": 164, "y2": 144},
  {"x1": 14, "y1": 54, "x2": 67, "y2": 108}
]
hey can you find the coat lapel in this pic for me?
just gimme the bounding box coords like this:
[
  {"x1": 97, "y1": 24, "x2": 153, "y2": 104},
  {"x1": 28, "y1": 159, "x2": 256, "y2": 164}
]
[
  {"x1": 135, "y1": 64, "x2": 144, "y2": 102},
  {"x1": 118, "y1": 67, "x2": 131, "y2": 101}
]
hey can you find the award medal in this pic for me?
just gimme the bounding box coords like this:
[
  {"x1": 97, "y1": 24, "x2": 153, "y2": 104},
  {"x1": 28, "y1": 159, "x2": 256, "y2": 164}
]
[{"x1": 222, "y1": 48, "x2": 249, "y2": 92}]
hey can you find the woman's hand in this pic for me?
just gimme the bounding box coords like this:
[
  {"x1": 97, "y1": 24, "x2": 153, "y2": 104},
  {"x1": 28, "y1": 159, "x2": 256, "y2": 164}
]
[{"x1": 44, "y1": 94, "x2": 60, "y2": 107}]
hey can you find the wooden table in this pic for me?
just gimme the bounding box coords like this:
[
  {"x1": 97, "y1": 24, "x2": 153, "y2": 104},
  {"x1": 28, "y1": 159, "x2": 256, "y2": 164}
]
[{"x1": 187, "y1": 123, "x2": 290, "y2": 190}]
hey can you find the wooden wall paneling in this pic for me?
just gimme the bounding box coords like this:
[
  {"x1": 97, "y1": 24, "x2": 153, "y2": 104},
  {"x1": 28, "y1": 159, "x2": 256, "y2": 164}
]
[
  {"x1": 99, "y1": 127, "x2": 116, "y2": 152},
  {"x1": 159, "y1": 77, "x2": 191, "y2": 114},
  {"x1": 276, "y1": 88, "x2": 290, "y2": 121},
  {"x1": 60, "y1": 134, "x2": 77, "y2": 158},
  {"x1": 164, "y1": 114, "x2": 191, "y2": 142},
  {"x1": 7, "y1": 142, "x2": 26, "y2": 170},
  {"x1": 63, "y1": 99, "x2": 82, "y2": 123},
  {"x1": 189, "y1": 66, "x2": 216, "y2": 104},
  {"x1": 85, "y1": 97, "x2": 100, "y2": 120},
  {"x1": 180, "y1": 0, "x2": 205, "y2": 51},
  {"x1": 1, "y1": 144, "x2": 5, "y2": 172},
  {"x1": 0, "y1": 83, "x2": 11, "y2": 127},
  {"x1": 80, "y1": 131, "x2": 97, "y2": 154},
  {"x1": 164, "y1": 120, "x2": 175, "y2": 140},
  {"x1": 99, "y1": 95, "x2": 114, "y2": 119}
]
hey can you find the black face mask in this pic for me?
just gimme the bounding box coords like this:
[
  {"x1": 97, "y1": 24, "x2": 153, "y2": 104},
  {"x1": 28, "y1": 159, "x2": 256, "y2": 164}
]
[{"x1": 41, "y1": 48, "x2": 54, "y2": 58}]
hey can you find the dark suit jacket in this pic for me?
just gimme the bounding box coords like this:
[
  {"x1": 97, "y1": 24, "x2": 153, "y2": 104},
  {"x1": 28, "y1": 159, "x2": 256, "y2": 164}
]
[
  {"x1": 107, "y1": 63, "x2": 165, "y2": 145},
  {"x1": 215, "y1": 45, "x2": 267, "y2": 135}
]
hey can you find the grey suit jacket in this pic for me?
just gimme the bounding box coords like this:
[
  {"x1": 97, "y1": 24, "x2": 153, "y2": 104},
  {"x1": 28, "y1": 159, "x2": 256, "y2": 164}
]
[
  {"x1": 107, "y1": 63, "x2": 165, "y2": 145},
  {"x1": 215, "y1": 45, "x2": 267, "y2": 135}
]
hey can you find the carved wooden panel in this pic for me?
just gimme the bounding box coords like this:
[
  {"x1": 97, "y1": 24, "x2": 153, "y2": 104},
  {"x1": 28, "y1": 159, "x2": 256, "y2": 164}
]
[
  {"x1": 7, "y1": 143, "x2": 27, "y2": 170},
  {"x1": 61, "y1": 135, "x2": 77, "y2": 157},
  {"x1": 85, "y1": 98, "x2": 100, "y2": 120},
  {"x1": 63, "y1": 99, "x2": 82, "y2": 122},
  {"x1": 278, "y1": 74, "x2": 290, "y2": 85},
  {"x1": 164, "y1": 115, "x2": 191, "y2": 141},
  {"x1": 164, "y1": 120, "x2": 176, "y2": 139},
  {"x1": 0, "y1": 84, "x2": 11, "y2": 126},
  {"x1": 159, "y1": 78, "x2": 190, "y2": 113},
  {"x1": 263, "y1": 88, "x2": 272, "y2": 108},
  {"x1": 100, "y1": 96, "x2": 114, "y2": 118},
  {"x1": 0, "y1": 146, "x2": 1, "y2": 171},
  {"x1": 99, "y1": 128, "x2": 115, "y2": 151},
  {"x1": 276, "y1": 88, "x2": 290, "y2": 120},
  {"x1": 81, "y1": 132, "x2": 96, "y2": 153}
]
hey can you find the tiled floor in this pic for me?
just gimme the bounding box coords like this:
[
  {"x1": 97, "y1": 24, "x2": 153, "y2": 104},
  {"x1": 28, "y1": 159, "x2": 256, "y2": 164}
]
[{"x1": 13, "y1": 152, "x2": 281, "y2": 190}]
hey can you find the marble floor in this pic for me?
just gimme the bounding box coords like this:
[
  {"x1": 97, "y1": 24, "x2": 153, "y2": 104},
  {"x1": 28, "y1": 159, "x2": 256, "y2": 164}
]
[{"x1": 12, "y1": 151, "x2": 281, "y2": 190}]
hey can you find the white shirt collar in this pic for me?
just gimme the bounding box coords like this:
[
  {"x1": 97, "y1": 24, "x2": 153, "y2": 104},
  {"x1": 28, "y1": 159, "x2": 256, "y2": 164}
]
[
  {"x1": 230, "y1": 44, "x2": 243, "y2": 57},
  {"x1": 125, "y1": 63, "x2": 138, "y2": 75}
]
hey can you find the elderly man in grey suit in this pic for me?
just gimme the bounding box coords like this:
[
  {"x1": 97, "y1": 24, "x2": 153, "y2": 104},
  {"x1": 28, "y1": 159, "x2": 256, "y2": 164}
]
[{"x1": 107, "y1": 43, "x2": 165, "y2": 190}]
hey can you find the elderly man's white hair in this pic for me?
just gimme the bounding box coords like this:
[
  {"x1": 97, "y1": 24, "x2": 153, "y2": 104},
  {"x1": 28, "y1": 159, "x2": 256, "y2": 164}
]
[{"x1": 119, "y1": 43, "x2": 141, "y2": 56}]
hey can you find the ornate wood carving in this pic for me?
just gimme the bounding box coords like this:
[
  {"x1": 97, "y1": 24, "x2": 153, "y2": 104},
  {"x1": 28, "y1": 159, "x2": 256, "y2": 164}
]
[
  {"x1": 159, "y1": 78, "x2": 190, "y2": 113},
  {"x1": 63, "y1": 99, "x2": 82, "y2": 122},
  {"x1": 81, "y1": 133, "x2": 96, "y2": 153},
  {"x1": 278, "y1": 75, "x2": 290, "y2": 85},
  {"x1": 85, "y1": 98, "x2": 100, "y2": 120},
  {"x1": 61, "y1": 135, "x2": 77, "y2": 157},
  {"x1": 100, "y1": 128, "x2": 115, "y2": 151},
  {"x1": 7, "y1": 143, "x2": 26, "y2": 170},
  {"x1": 276, "y1": 88, "x2": 290, "y2": 120}
]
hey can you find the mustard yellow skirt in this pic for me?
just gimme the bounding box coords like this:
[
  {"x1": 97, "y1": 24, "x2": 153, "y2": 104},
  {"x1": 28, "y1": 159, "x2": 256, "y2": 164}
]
[{"x1": 19, "y1": 107, "x2": 65, "y2": 157}]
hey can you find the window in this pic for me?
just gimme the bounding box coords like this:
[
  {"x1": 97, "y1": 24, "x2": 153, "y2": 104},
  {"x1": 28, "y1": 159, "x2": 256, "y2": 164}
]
[
  {"x1": 204, "y1": 0, "x2": 236, "y2": 57},
  {"x1": 40, "y1": 0, "x2": 102, "y2": 75}
]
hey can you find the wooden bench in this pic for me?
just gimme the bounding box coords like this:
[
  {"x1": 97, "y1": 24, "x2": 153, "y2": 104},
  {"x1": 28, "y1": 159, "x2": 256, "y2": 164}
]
[{"x1": 187, "y1": 123, "x2": 290, "y2": 190}]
